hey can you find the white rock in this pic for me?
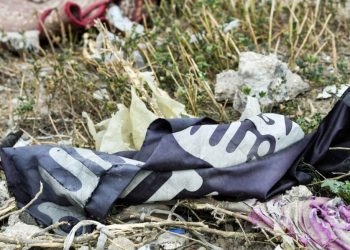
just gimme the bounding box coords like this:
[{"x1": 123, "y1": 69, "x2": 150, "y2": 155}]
[
  {"x1": 156, "y1": 231, "x2": 187, "y2": 250},
  {"x1": 92, "y1": 31, "x2": 144, "y2": 68},
  {"x1": 320, "y1": 53, "x2": 331, "y2": 63},
  {"x1": 317, "y1": 85, "x2": 336, "y2": 99},
  {"x1": 2, "y1": 214, "x2": 42, "y2": 242},
  {"x1": 338, "y1": 85, "x2": 350, "y2": 97},
  {"x1": 215, "y1": 52, "x2": 310, "y2": 111},
  {"x1": 106, "y1": 5, "x2": 144, "y2": 35},
  {"x1": 108, "y1": 236, "x2": 135, "y2": 250},
  {"x1": 215, "y1": 70, "x2": 242, "y2": 101},
  {"x1": 189, "y1": 32, "x2": 204, "y2": 43},
  {"x1": 317, "y1": 84, "x2": 350, "y2": 99},
  {"x1": 92, "y1": 31, "x2": 125, "y2": 63},
  {"x1": 138, "y1": 245, "x2": 153, "y2": 250},
  {"x1": 223, "y1": 19, "x2": 240, "y2": 33},
  {"x1": 285, "y1": 185, "x2": 313, "y2": 200},
  {"x1": 93, "y1": 88, "x2": 110, "y2": 101},
  {"x1": 0, "y1": 181, "x2": 9, "y2": 206},
  {"x1": 132, "y1": 50, "x2": 145, "y2": 68},
  {"x1": 0, "y1": 30, "x2": 39, "y2": 51}
]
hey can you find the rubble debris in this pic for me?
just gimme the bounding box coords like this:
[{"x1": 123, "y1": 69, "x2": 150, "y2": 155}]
[
  {"x1": 0, "y1": 181, "x2": 10, "y2": 206},
  {"x1": 137, "y1": 228, "x2": 188, "y2": 250},
  {"x1": 86, "y1": 31, "x2": 145, "y2": 68},
  {"x1": 0, "y1": 31, "x2": 40, "y2": 52},
  {"x1": 222, "y1": 19, "x2": 240, "y2": 33},
  {"x1": 108, "y1": 236, "x2": 136, "y2": 250},
  {"x1": 189, "y1": 32, "x2": 204, "y2": 43},
  {"x1": 106, "y1": 5, "x2": 144, "y2": 35},
  {"x1": 215, "y1": 52, "x2": 310, "y2": 111},
  {"x1": 2, "y1": 214, "x2": 42, "y2": 242},
  {"x1": 93, "y1": 88, "x2": 110, "y2": 101},
  {"x1": 132, "y1": 50, "x2": 146, "y2": 68},
  {"x1": 317, "y1": 85, "x2": 337, "y2": 99},
  {"x1": 155, "y1": 229, "x2": 187, "y2": 250},
  {"x1": 317, "y1": 84, "x2": 350, "y2": 99},
  {"x1": 91, "y1": 31, "x2": 125, "y2": 63}
]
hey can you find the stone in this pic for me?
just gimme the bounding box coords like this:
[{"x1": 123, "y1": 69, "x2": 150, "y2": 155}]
[
  {"x1": 108, "y1": 236, "x2": 135, "y2": 250},
  {"x1": 132, "y1": 50, "x2": 146, "y2": 68},
  {"x1": 0, "y1": 181, "x2": 9, "y2": 206},
  {"x1": 223, "y1": 19, "x2": 240, "y2": 33},
  {"x1": 156, "y1": 231, "x2": 187, "y2": 250},
  {"x1": 91, "y1": 31, "x2": 145, "y2": 68},
  {"x1": 339, "y1": 0, "x2": 350, "y2": 19},
  {"x1": 3, "y1": 214, "x2": 41, "y2": 236},
  {"x1": 317, "y1": 84, "x2": 350, "y2": 99},
  {"x1": 215, "y1": 70, "x2": 242, "y2": 102},
  {"x1": 215, "y1": 52, "x2": 310, "y2": 111},
  {"x1": 0, "y1": 30, "x2": 39, "y2": 52},
  {"x1": 106, "y1": 5, "x2": 144, "y2": 35}
]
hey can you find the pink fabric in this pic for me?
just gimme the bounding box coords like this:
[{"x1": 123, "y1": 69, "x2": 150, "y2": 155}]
[
  {"x1": 63, "y1": 0, "x2": 111, "y2": 28},
  {"x1": 249, "y1": 196, "x2": 350, "y2": 249},
  {"x1": 0, "y1": 0, "x2": 157, "y2": 34},
  {"x1": 0, "y1": 0, "x2": 110, "y2": 33}
]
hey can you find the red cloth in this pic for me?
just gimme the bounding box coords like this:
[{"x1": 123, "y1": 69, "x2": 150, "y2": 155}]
[
  {"x1": 40, "y1": 0, "x2": 112, "y2": 32},
  {"x1": 0, "y1": 0, "x2": 100, "y2": 32},
  {"x1": 0, "y1": 0, "x2": 155, "y2": 33}
]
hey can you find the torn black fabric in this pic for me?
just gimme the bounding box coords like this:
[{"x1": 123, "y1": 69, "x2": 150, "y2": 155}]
[
  {"x1": 304, "y1": 88, "x2": 350, "y2": 174},
  {"x1": 1, "y1": 88, "x2": 350, "y2": 232}
]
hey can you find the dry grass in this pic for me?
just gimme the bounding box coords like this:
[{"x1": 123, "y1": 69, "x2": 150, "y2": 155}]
[
  {"x1": 0, "y1": 196, "x2": 274, "y2": 249},
  {"x1": 0, "y1": 0, "x2": 348, "y2": 144}
]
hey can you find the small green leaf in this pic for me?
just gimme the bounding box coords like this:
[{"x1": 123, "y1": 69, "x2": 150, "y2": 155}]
[
  {"x1": 242, "y1": 85, "x2": 251, "y2": 96},
  {"x1": 259, "y1": 91, "x2": 267, "y2": 98}
]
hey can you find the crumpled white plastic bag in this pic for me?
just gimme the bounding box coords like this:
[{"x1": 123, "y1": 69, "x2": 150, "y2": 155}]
[
  {"x1": 83, "y1": 72, "x2": 188, "y2": 152},
  {"x1": 130, "y1": 87, "x2": 158, "y2": 149}
]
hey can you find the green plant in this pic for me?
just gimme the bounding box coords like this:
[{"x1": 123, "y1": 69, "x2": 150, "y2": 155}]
[
  {"x1": 322, "y1": 179, "x2": 350, "y2": 203},
  {"x1": 16, "y1": 98, "x2": 34, "y2": 115},
  {"x1": 296, "y1": 113, "x2": 322, "y2": 134}
]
